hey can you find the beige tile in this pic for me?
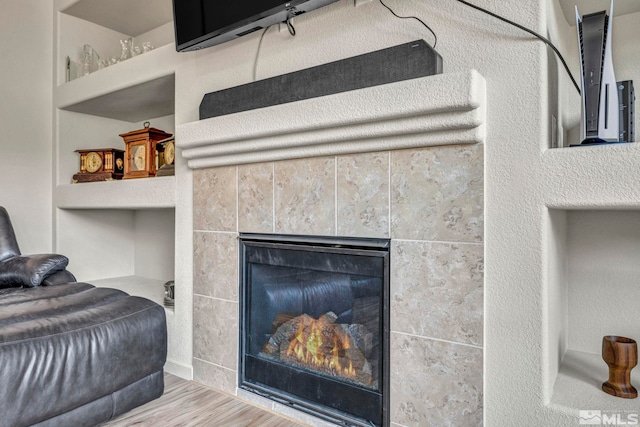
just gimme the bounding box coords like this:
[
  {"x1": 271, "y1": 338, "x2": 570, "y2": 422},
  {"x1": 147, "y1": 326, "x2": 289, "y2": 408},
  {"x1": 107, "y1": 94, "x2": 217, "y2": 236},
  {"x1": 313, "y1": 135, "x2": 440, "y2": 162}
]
[
  {"x1": 391, "y1": 240, "x2": 483, "y2": 346},
  {"x1": 238, "y1": 163, "x2": 274, "y2": 233},
  {"x1": 274, "y1": 157, "x2": 335, "y2": 235},
  {"x1": 192, "y1": 358, "x2": 238, "y2": 396},
  {"x1": 390, "y1": 333, "x2": 483, "y2": 427},
  {"x1": 193, "y1": 166, "x2": 237, "y2": 232},
  {"x1": 193, "y1": 295, "x2": 238, "y2": 371},
  {"x1": 337, "y1": 152, "x2": 389, "y2": 238},
  {"x1": 391, "y1": 144, "x2": 483, "y2": 242},
  {"x1": 193, "y1": 232, "x2": 239, "y2": 301},
  {"x1": 236, "y1": 388, "x2": 274, "y2": 411},
  {"x1": 272, "y1": 403, "x2": 339, "y2": 427}
]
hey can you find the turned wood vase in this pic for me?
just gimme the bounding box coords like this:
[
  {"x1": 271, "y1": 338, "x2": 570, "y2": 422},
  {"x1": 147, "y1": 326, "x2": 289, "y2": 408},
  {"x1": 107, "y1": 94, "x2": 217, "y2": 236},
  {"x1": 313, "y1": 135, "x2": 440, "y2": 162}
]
[{"x1": 602, "y1": 335, "x2": 638, "y2": 399}]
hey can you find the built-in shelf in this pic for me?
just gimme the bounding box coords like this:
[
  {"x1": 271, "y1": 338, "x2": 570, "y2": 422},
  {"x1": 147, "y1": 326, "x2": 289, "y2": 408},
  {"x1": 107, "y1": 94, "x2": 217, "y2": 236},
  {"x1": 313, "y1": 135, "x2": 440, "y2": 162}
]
[
  {"x1": 61, "y1": 0, "x2": 173, "y2": 37},
  {"x1": 543, "y1": 144, "x2": 640, "y2": 209},
  {"x1": 544, "y1": 208, "x2": 640, "y2": 421},
  {"x1": 58, "y1": 71, "x2": 175, "y2": 122},
  {"x1": 56, "y1": 0, "x2": 176, "y2": 88},
  {"x1": 551, "y1": 349, "x2": 640, "y2": 412},
  {"x1": 536, "y1": 138, "x2": 640, "y2": 422},
  {"x1": 55, "y1": 45, "x2": 178, "y2": 120},
  {"x1": 53, "y1": 0, "x2": 188, "y2": 381},
  {"x1": 90, "y1": 275, "x2": 171, "y2": 311},
  {"x1": 55, "y1": 176, "x2": 176, "y2": 209}
]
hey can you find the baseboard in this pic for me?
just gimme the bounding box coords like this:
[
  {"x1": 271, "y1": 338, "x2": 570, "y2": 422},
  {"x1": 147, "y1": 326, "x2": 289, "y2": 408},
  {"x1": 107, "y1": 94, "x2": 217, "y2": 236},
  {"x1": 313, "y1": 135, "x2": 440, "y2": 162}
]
[{"x1": 164, "y1": 358, "x2": 193, "y2": 380}]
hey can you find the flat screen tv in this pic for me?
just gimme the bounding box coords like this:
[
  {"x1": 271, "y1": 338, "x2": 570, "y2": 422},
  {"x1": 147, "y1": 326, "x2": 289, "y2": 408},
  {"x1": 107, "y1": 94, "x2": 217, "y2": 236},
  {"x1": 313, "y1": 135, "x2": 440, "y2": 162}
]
[{"x1": 172, "y1": 0, "x2": 339, "y2": 52}]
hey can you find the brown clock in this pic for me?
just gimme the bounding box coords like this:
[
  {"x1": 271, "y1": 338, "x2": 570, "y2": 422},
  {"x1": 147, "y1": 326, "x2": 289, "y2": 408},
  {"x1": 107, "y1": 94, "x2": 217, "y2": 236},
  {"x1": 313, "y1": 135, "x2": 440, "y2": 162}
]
[
  {"x1": 73, "y1": 148, "x2": 125, "y2": 183},
  {"x1": 120, "y1": 122, "x2": 173, "y2": 179}
]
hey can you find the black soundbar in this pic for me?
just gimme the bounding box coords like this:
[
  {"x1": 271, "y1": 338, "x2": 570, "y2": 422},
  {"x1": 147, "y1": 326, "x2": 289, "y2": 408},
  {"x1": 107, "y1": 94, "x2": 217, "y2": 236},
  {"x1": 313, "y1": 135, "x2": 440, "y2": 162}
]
[{"x1": 199, "y1": 39, "x2": 442, "y2": 120}]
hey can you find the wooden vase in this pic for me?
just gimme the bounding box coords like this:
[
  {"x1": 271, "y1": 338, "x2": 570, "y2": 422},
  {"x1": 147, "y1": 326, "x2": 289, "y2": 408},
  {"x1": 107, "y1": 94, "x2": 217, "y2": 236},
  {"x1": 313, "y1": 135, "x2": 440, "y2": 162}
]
[{"x1": 602, "y1": 335, "x2": 638, "y2": 398}]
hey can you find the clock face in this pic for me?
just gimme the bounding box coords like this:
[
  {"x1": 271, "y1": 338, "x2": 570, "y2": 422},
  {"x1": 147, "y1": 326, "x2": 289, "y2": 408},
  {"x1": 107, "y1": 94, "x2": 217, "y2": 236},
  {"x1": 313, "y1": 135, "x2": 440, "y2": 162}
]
[
  {"x1": 164, "y1": 141, "x2": 175, "y2": 165},
  {"x1": 131, "y1": 145, "x2": 146, "y2": 171},
  {"x1": 85, "y1": 152, "x2": 102, "y2": 173}
]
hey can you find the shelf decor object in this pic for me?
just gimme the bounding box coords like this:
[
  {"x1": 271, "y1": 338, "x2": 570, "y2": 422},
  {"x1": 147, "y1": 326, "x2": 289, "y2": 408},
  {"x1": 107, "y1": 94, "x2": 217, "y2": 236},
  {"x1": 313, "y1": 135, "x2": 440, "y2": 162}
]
[
  {"x1": 72, "y1": 148, "x2": 125, "y2": 183},
  {"x1": 120, "y1": 122, "x2": 172, "y2": 179},
  {"x1": 163, "y1": 280, "x2": 175, "y2": 307},
  {"x1": 156, "y1": 136, "x2": 175, "y2": 177},
  {"x1": 602, "y1": 335, "x2": 638, "y2": 398},
  {"x1": 81, "y1": 44, "x2": 100, "y2": 76}
]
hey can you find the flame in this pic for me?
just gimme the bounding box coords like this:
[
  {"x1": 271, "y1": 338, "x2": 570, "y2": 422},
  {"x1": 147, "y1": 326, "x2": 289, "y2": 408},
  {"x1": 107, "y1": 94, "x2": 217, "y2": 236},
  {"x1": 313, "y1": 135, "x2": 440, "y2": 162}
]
[{"x1": 284, "y1": 315, "x2": 361, "y2": 381}]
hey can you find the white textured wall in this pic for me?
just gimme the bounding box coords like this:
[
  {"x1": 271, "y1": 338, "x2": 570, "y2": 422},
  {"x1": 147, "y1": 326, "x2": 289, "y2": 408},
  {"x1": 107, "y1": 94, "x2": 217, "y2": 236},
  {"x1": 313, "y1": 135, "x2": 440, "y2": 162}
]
[
  {"x1": 545, "y1": 0, "x2": 581, "y2": 147},
  {"x1": 174, "y1": 0, "x2": 545, "y2": 127},
  {"x1": 0, "y1": 0, "x2": 52, "y2": 253}
]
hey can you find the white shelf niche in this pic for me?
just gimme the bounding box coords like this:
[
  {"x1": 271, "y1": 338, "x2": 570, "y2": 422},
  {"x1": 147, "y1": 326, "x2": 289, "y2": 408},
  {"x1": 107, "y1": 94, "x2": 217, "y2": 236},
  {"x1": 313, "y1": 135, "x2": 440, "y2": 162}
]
[
  {"x1": 57, "y1": 0, "x2": 175, "y2": 87},
  {"x1": 90, "y1": 275, "x2": 170, "y2": 310},
  {"x1": 56, "y1": 110, "x2": 175, "y2": 187},
  {"x1": 566, "y1": 210, "x2": 640, "y2": 354},
  {"x1": 55, "y1": 58, "x2": 177, "y2": 117},
  {"x1": 56, "y1": 208, "x2": 175, "y2": 287},
  {"x1": 60, "y1": 0, "x2": 173, "y2": 37},
  {"x1": 547, "y1": 209, "x2": 640, "y2": 412}
]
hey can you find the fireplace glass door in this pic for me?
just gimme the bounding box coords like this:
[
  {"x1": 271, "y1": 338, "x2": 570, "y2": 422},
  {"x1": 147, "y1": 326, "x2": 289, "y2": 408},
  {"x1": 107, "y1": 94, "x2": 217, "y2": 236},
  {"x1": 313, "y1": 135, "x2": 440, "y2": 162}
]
[{"x1": 239, "y1": 234, "x2": 390, "y2": 427}]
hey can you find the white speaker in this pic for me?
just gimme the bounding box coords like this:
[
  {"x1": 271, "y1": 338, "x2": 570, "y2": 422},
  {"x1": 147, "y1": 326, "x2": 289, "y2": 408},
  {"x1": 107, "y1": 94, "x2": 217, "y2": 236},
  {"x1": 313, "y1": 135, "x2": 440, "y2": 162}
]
[{"x1": 575, "y1": 0, "x2": 619, "y2": 144}]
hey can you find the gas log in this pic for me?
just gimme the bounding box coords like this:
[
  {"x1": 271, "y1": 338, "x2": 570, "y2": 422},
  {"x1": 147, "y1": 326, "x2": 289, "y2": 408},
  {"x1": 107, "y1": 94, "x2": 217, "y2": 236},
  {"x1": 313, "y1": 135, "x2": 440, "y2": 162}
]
[{"x1": 263, "y1": 311, "x2": 375, "y2": 387}]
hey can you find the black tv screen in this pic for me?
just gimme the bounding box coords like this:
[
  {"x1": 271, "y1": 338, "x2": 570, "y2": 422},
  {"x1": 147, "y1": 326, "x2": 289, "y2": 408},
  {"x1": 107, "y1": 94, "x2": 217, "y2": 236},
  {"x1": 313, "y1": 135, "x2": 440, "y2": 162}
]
[{"x1": 173, "y1": 0, "x2": 339, "y2": 52}]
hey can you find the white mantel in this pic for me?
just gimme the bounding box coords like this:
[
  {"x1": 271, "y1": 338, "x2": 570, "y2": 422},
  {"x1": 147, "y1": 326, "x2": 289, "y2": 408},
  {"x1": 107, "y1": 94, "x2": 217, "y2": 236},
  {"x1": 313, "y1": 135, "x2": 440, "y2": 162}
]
[{"x1": 177, "y1": 70, "x2": 486, "y2": 168}]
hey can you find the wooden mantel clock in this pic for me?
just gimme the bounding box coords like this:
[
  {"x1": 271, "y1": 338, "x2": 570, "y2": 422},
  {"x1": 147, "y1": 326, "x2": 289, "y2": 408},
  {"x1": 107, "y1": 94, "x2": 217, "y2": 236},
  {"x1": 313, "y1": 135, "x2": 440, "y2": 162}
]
[
  {"x1": 120, "y1": 122, "x2": 173, "y2": 179},
  {"x1": 73, "y1": 148, "x2": 125, "y2": 183}
]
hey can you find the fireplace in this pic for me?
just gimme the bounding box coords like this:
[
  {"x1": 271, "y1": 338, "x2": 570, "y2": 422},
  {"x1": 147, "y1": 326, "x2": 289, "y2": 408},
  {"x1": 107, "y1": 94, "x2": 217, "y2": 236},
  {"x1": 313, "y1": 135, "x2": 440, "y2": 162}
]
[
  {"x1": 185, "y1": 71, "x2": 484, "y2": 425},
  {"x1": 239, "y1": 233, "x2": 390, "y2": 427}
]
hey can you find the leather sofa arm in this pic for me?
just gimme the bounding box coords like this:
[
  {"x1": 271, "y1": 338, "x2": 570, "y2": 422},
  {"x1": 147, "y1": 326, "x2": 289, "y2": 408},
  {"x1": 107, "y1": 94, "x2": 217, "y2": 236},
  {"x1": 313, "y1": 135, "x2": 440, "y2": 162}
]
[
  {"x1": 0, "y1": 207, "x2": 76, "y2": 288},
  {"x1": 0, "y1": 254, "x2": 70, "y2": 288}
]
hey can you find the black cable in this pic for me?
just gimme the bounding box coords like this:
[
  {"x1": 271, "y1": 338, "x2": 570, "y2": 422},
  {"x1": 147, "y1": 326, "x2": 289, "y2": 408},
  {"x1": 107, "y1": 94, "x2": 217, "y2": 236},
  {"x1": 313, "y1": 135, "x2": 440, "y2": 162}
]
[
  {"x1": 379, "y1": 0, "x2": 437, "y2": 49},
  {"x1": 286, "y1": 17, "x2": 296, "y2": 37},
  {"x1": 457, "y1": 0, "x2": 581, "y2": 95}
]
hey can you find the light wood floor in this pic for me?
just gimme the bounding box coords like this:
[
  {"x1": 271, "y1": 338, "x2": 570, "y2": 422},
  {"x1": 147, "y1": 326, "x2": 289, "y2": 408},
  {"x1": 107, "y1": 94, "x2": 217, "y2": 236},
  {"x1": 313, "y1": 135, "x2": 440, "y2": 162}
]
[{"x1": 100, "y1": 374, "x2": 308, "y2": 427}]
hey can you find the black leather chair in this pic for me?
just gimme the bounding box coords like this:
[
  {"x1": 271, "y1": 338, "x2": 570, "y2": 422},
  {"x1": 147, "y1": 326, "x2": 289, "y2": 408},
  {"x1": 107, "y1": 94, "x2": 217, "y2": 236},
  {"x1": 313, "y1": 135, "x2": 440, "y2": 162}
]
[
  {"x1": 0, "y1": 206, "x2": 167, "y2": 427},
  {"x1": 0, "y1": 207, "x2": 76, "y2": 287}
]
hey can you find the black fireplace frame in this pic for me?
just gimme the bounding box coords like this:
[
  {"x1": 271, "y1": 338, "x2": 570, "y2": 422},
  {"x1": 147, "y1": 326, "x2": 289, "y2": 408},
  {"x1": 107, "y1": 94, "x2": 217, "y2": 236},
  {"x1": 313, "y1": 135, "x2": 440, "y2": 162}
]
[{"x1": 238, "y1": 233, "x2": 390, "y2": 427}]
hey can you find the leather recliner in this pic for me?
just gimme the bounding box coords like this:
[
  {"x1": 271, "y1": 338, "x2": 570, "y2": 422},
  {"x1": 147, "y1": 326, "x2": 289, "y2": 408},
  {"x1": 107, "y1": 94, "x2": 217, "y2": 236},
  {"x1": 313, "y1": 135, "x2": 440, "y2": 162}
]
[{"x1": 0, "y1": 206, "x2": 167, "y2": 427}]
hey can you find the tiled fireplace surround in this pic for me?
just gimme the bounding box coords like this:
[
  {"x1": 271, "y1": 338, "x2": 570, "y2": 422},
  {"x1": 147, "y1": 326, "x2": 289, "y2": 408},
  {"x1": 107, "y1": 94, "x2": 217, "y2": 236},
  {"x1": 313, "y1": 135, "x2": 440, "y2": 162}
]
[{"x1": 182, "y1": 71, "x2": 485, "y2": 426}]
